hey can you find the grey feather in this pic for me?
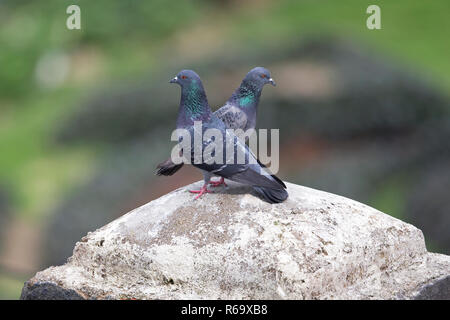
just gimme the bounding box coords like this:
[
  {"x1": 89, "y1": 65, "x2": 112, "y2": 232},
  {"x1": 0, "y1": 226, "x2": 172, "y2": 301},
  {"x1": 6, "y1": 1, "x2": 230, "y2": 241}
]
[{"x1": 214, "y1": 103, "x2": 248, "y2": 130}]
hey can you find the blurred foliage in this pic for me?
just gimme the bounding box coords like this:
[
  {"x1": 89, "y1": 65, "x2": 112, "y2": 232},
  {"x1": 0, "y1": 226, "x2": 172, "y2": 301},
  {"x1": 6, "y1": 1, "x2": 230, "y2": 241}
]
[
  {"x1": 0, "y1": 0, "x2": 207, "y2": 98},
  {"x1": 0, "y1": 274, "x2": 26, "y2": 300},
  {"x1": 228, "y1": 0, "x2": 450, "y2": 90}
]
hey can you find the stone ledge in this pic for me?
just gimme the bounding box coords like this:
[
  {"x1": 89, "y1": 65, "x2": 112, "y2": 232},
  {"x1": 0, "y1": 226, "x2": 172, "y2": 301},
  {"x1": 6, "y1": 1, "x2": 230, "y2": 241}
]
[{"x1": 21, "y1": 181, "x2": 450, "y2": 299}]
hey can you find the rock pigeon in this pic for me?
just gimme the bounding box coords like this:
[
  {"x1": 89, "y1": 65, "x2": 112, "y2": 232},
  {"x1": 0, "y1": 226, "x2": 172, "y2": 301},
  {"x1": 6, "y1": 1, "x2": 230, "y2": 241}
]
[
  {"x1": 156, "y1": 67, "x2": 276, "y2": 186},
  {"x1": 168, "y1": 69, "x2": 288, "y2": 203}
]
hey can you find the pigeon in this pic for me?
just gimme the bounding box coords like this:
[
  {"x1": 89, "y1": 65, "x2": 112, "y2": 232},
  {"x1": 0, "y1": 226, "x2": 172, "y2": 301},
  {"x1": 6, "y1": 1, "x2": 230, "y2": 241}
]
[
  {"x1": 168, "y1": 69, "x2": 288, "y2": 203},
  {"x1": 156, "y1": 67, "x2": 276, "y2": 187}
]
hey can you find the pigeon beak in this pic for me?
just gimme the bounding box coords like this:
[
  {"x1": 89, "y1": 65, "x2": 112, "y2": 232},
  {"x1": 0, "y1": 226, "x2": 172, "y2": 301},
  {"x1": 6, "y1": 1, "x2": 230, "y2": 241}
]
[
  {"x1": 269, "y1": 78, "x2": 276, "y2": 86},
  {"x1": 169, "y1": 76, "x2": 178, "y2": 84}
]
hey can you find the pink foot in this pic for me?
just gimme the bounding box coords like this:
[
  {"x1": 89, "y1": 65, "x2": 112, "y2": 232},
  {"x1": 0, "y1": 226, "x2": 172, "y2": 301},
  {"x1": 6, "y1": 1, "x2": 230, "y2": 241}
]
[
  {"x1": 209, "y1": 177, "x2": 227, "y2": 188},
  {"x1": 189, "y1": 184, "x2": 211, "y2": 199}
]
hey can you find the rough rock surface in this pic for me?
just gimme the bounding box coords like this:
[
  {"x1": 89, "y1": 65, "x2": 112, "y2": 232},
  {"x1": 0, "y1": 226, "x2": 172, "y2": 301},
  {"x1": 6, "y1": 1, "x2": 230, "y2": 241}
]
[{"x1": 22, "y1": 182, "x2": 450, "y2": 300}]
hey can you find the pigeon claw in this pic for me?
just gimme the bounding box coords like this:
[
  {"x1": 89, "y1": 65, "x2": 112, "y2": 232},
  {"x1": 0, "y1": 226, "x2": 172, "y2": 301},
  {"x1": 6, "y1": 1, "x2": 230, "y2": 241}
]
[
  {"x1": 189, "y1": 185, "x2": 211, "y2": 199},
  {"x1": 209, "y1": 177, "x2": 227, "y2": 188}
]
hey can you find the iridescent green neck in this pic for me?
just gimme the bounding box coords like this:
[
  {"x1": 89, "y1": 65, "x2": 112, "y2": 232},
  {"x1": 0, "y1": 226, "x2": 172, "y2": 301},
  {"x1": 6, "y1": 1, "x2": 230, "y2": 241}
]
[
  {"x1": 181, "y1": 80, "x2": 209, "y2": 119},
  {"x1": 234, "y1": 82, "x2": 261, "y2": 108}
]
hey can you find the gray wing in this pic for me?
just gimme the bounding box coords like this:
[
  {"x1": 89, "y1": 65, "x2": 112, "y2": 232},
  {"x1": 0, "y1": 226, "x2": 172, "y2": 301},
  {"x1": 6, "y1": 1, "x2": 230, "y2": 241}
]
[
  {"x1": 192, "y1": 128, "x2": 284, "y2": 190},
  {"x1": 214, "y1": 103, "x2": 248, "y2": 130}
]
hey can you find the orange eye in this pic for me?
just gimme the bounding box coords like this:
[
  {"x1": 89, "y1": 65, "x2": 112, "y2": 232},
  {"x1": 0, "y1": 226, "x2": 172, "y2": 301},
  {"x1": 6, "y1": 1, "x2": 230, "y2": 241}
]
[
  {"x1": 261, "y1": 74, "x2": 266, "y2": 78},
  {"x1": 181, "y1": 75, "x2": 187, "y2": 79}
]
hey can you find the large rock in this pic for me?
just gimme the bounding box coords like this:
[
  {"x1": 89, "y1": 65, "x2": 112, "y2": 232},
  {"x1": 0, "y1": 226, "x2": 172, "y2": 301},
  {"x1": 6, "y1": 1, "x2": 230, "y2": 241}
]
[{"x1": 22, "y1": 182, "x2": 450, "y2": 299}]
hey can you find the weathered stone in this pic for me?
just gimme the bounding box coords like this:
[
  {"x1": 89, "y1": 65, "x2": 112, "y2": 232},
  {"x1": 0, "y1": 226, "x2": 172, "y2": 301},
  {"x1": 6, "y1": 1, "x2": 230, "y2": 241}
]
[
  {"x1": 20, "y1": 281, "x2": 84, "y2": 300},
  {"x1": 22, "y1": 182, "x2": 450, "y2": 299}
]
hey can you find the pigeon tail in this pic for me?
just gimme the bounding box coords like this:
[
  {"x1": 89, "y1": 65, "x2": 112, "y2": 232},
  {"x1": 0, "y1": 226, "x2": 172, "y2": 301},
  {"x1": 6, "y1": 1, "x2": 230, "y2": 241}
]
[
  {"x1": 156, "y1": 159, "x2": 184, "y2": 176},
  {"x1": 252, "y1": 186, "x2": 289, "y2": 204}
]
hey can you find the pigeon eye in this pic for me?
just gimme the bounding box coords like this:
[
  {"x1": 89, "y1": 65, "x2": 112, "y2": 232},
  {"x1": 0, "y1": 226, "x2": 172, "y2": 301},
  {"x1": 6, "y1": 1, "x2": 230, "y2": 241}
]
[
  {"x1": 261, "y1": 74, "x2": 266, "y2": 78},
  {"x1": 181, "y1": 75, "x2": 187, "y2": 79}
]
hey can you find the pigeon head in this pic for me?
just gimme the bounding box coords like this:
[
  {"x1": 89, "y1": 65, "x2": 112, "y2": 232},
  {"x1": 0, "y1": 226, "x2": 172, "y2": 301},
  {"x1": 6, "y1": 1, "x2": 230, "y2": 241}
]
[
  {"x1": 170, "y1": 70, "x2": 211, "y2": 125},
  {"x1": 227, "y1": 67, "x2": 275, "y2": 111},
  {"x1": 243, "y1": 67, "x2": 276, "y2": 88},
  {"x1": 169, "y1": 70, "x2": 202, "y2": 87}
]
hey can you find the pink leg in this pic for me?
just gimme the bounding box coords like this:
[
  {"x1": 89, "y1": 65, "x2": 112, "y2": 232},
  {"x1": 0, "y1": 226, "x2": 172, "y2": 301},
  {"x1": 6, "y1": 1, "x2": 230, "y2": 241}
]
[
  {"x1": 189, "y1": 184, "x2": 212, "y2": 199},
  {"x1": 209, "y1": 177, "x2": 227, "y2": 187}
]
